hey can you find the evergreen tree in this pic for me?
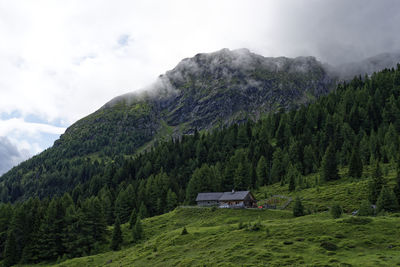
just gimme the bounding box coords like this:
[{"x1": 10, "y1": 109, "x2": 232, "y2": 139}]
[
  {"x1": 358, "y1": 200, "x2": 374, "y2": 216},
  {"x1": 393, "y1": 159, "x2": 400, "y2": 205},
  {"x1": 270, "y1": 148, "x2": 284, "y2": 183},
  {"x1": 181, "y1": 226, "x2": 188, "y2": 235},
  {"x1": 37, "y1": 198, "x2": 66, "y2": 261},
  {"x1": 330, "y1": 204, "x2": 343, "y2": 219},
  {"x1": 321, "y1": 143, "x2": 339, "y2": 181},
  {"x1": 293, "y1": 197, "x2": 304, "y2": 217},
  {"x1": 114, "y1": 185, "x2": 135, "y2": 224},
  {"x1": 132, "y1": 217, "x2": 143, "y2": 243},
  {"x1": 286, "y1": 165, "x2": 299, "y2": 191},
  {"x1": 234, "y1": 163, "x2": 247, "y2": 190},
  {"x1": 110, "y1": 217, "x2": 122, "y2": 251},
  {"x1": 256, "y1": 156, "x2": 268, "y2": 187},
  {"x1": 128, "y1": 209, "x2": 137, "y2": 229},
  {"x1": 3, "y1": 231, "x2": 18, "y2": 267},
  {"x1": 369, "y1": 161, "x2": 386, "y2": 204},
  {"x1": 166, "y1": 189, "x2": 178, "y2": 212},
  {"x1": 99, "y1": 186, "x2": 115, "y2": 225},
  {"x1": 138, "y1": 202, "x2": 148, "y2": 219},
  {"x1": 348, "y1": 146, "x2": 363, "y2": 178},
  {"x1": 303, "y1": 145, "x2": 316, "y2": 175},
  {"x1": 288, "y1": 174, "x2": 296, "y2": 192},
  {"x1": 376, "y1": 186, "x2": 399, "y2": 212},
  {"x1": 62, "y1": 205, "x2": 84, "y2": 258}
]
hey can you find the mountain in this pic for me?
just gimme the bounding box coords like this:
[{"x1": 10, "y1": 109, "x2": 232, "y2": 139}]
[{"x1": 56, "y1": 48, "x2": 335, "y2": 158}]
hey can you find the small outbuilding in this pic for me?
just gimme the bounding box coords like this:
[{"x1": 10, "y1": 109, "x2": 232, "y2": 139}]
[{"x1": 196, "y1": 190, "x2": 256, "y2": 208}]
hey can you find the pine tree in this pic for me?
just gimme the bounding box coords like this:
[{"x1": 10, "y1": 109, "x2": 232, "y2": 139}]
[
  {"x1": 62, "y1": 205, "x2": 84, "y2": 258},
  {"x1": 270, "y1": 148, "x2": 284, "y2": 183},
  {"x1": 369, "y1": 161, "x2": 386, "y2": 204},
  {"x1": 286, "y1": 165, "x2": 299, "y2": 191},
  {"x1": 138, "y1": 202, "x2": 148, "y2": 219},
  {"x1": 393, "y1": 158, "x2": 400, "y2": 205},
  {"x1": 166, "y1": 189, "x2": 178, "y2": 212},
  {"x1": 181, "y1": 226, "x2": 188, "y2": 235},
  {"x1": 99, "y1": 186, "x2": 115, "y2": 225},
  {"x1": 288, "y1": 174, "x2": 296, "y2": 192},
  {"x1": 128, "y1": 209, "x2": 137, "y2": 229},
  {"x1": 303, "y1": 145, "x2": 315, "y2": 175},
  {"x1": 37, "y1": 198, "x2": 66, "y2": 261},
  {"x1": 376, "y1": 186, "x2": 399, "y2": 212},
  {"x1": 330, "y1": 204, "x2": 343, "y2": 219},
  {"x1": 256, "y1": 156, "x2": 268, "y2": 187},
  {"x1": 321, "y1": 143, "x2": 339, "y2": 181},
  {"x1": 3, "y1": 231, "x2": 18, "y2": 267},
  {"x1": 358, "y1": 200, "x2": 374, "y2": 216},
  {"x1": 348, "y1": 146, "x2": 363, "y2": 178},
  {"x1": 114, "y1": 187, "x2": 133, "y2": 224},
  {"x1": 234, "y1": 163, "x2": 247, "y2": 190},
  {"x1": 132, "y1": 217, "x2": 143, "y2": 243},
  {"x1": 293, "y1": 197, "x2": 304, "y2": 217},
  {"x1": 110, "y1": 217, "x2": 122, "y2": 251}
]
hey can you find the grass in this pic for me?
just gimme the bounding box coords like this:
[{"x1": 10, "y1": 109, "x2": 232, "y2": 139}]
[
  {"x1": 32, "y1": 207, "x2": 400, "y2": 267},
  {"x1": 257, "y1": 163, "x2": 398, "y2": 213},
  {"x1": 22, "y1": 164, "x2": 400, "y2": 267}
]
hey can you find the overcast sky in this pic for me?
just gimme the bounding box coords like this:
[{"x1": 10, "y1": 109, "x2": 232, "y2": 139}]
[{"x1": 0, "y1": 0, "x2": 399, "y2": 174}]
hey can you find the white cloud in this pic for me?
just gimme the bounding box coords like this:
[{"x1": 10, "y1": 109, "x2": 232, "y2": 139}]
[
  {"x1": 0, "y1": 118, "x2": 66, "y2": 137},
  {"x1": 0, "y1": 118, "x2": 65, "y2": 158}
]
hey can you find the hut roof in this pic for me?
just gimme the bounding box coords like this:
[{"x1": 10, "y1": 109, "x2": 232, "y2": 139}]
[
  {"x1": 195, "y1": 192, "x2": 224, "y2": 202},
  {"x1": 219, "y1": 191, "x2": 252, "y2": 201},
  {"x1": 195, "y1": 191, "x2": 253, "y2": 202}
]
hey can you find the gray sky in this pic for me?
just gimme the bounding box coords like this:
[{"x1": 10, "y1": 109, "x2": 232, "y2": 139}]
[{"x1": 0, "y1": 0, "x2": 399, "y2": 173}]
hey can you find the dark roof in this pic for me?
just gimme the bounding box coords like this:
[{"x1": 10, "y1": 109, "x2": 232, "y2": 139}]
[
  {"x1": 196, "y1": 192, "x2": 224, "y2": 201},
  {"x1": 219, "y1": 191, "x2": 252, "y2": 201},
  {"x1": 195, "y1": 191, "x2": 253, "y2": 202}
]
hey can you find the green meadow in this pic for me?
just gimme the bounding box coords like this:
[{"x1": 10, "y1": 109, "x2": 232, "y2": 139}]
[{"x1": 15, "y1": 164, "x2": 399, "y2": 267}]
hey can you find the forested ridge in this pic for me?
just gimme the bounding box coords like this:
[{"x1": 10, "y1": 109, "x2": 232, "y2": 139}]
[{"x1": 1, "y1": 65, "x2": 400, "y2": 265}]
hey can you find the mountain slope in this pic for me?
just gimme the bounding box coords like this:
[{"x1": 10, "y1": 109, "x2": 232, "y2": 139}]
[
  {"x1": 57, "y1": 48, "x2": 335, "y2": 158},
  {"x1": 51, "y1": 207, "x2": 400, "y2": 267}
]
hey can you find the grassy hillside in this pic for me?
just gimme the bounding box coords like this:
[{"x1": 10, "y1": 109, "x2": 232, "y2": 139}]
[
  {"x1": 43, "y1": 209, "x2": 400, "y2": 267},
  {"x1": 256, "y1": 163, "x2": 398, "y2": 213},
  {"x1": 29, "y1": 168, "x2": 400, "y2": 267}
]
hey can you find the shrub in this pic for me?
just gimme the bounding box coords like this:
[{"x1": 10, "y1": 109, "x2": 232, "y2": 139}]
[
  {"x1": 238, "y1": 221, "x2": 246, "y2": 230},
  {"x1": 330, "y1": 204, "x2": 343, "y2": 219},
  {"x1": 249, "y1": 220, "x2": 262, "y2": 231},
  {"x1": 181, "y1": 227, "x2": 188, "y2": 235},
  {"x1": 358, "y1": 200, "x2": 374, "y2": 216},
  {"x1": 293, "y1": 197, "x2": 304, "y2": 217},
  {"x1": 342, "y1": 217, "x2": 372, "y2": 225},
  {"x1": 320, "y1": 241, "x2": 338, "y2": 251}
]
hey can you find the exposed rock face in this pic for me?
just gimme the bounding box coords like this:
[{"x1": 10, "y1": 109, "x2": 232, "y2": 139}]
[{"x1": 54, "y1": 48, "x2": 336, "y2": 157}]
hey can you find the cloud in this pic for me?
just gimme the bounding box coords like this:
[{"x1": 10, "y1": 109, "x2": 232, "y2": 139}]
[
  {"x1": 0, "y1": 136, "x2": 30, "y2": 175},
  {"x1": 0, "y1": 117, "x2": 66, "y2": 158}
]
